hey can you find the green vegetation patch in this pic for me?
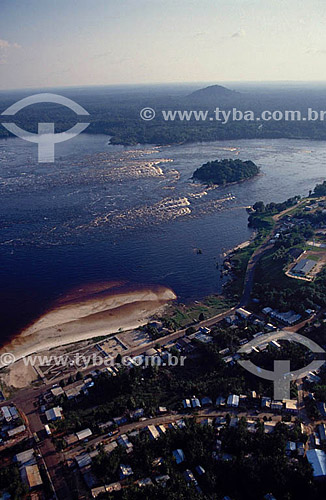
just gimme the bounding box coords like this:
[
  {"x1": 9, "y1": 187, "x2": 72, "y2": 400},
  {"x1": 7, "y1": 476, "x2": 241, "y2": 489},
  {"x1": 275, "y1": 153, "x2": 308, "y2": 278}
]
[
  {"x1": 312, "y1": 180, "x2": 326, "y2": 197},
  {"x1": 164, "y1": 295, "x2": 235, "y2": 329},
  {"x1": 192, "y1": 158, "x2": 259, "y2": 186}
]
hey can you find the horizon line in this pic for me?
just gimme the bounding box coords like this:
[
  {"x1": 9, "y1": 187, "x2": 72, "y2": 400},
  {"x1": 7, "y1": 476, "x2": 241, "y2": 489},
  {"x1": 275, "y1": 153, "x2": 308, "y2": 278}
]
[{"x1": 2, "y1": 79, "x2": 326, "y2": 93}]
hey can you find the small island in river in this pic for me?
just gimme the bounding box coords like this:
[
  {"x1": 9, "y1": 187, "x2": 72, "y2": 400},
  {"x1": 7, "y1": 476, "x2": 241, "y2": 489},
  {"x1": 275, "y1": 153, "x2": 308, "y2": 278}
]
[{"x1": 192, "y1": 158, "x2": 260, "y2": 186}]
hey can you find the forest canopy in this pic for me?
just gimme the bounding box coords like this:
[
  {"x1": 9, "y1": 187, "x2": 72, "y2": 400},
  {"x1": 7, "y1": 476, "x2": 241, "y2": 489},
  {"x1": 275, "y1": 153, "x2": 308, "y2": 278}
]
[{"x1": 192, "y1": 158, "x2": 259, "y2": 185}]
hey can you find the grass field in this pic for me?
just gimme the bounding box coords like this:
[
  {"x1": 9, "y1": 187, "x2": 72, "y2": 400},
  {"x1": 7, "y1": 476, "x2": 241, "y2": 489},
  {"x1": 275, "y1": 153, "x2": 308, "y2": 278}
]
[
  {"x1": 165, "y1": 295, "x2": 236, "y2": 328},
  {"x1": 305, "y1": 253, "x2": 321, "y2": 262},
  {"x1": 254, "y1": 247, "x2": 301, "y2": 290}
]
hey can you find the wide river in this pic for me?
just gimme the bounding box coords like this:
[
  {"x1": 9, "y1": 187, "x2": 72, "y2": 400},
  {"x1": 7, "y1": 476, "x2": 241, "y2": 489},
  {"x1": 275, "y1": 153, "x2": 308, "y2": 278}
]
[{"x1": 0, "y1": 135, "x2": 325, "y2": 346}]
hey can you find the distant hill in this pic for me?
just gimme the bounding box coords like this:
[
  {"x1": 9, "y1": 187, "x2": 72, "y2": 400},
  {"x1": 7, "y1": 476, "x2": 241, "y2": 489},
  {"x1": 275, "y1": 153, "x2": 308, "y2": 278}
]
[{"x1": 187, "y1": 84, "x2": 240, "y2": 101}]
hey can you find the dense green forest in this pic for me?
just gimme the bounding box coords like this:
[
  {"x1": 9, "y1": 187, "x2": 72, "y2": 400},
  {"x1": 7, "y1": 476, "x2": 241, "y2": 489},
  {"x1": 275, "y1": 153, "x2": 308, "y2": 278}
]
[{"x1": 192, "y1": 159, "x2": 259, "y2": 185}]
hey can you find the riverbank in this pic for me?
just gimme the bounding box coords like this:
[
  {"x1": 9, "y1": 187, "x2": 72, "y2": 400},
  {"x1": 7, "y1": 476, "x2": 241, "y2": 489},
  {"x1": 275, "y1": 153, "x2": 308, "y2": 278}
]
[{"x1": 0, "y1": 281, "x2": 176, "y2": 369}]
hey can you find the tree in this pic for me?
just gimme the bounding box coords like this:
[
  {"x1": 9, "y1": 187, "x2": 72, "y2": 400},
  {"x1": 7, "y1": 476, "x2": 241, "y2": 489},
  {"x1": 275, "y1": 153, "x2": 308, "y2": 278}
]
[
  {"x1": 253, "y1": 201, "x2": 265, "y2": 213},
  {"x1": 0, "y1": 465, "x2": 28, "y2": 500}
]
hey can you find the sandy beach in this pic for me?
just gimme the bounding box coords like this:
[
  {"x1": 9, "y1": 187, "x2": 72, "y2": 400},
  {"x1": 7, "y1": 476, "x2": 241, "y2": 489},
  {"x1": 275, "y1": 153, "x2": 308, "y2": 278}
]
[{"x1": 0, "y1": 281, "x2": 176, "y2": 381}]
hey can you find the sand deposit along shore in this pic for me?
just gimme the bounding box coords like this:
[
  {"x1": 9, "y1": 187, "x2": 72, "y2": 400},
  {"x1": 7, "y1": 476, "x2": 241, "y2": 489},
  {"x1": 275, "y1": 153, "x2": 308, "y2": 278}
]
[{"x1": 0, "y1": 281, "x2": 176, "y2": 371}]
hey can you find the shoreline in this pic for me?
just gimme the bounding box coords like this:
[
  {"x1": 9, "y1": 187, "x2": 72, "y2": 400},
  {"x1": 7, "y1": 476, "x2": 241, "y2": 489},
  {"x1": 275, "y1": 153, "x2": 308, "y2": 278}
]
[
  {"x1": 0, "y1": 281, "x2": 176, "y2": 369},
  {"x1": 4, "y1": 134, "x2": 326, "y2": 146},
  {"x1": 0, "y1": 228, "x2": 255, "y2": 390},
  {"x1": 222, "y1": 229, "x2": 258, "y2": 258},
  {"x1": 0, "y1": 230, "x2": 253, "y2": 373},
  {"x1": 192, "y1": 170, "x2": 262, "y2": 190}
]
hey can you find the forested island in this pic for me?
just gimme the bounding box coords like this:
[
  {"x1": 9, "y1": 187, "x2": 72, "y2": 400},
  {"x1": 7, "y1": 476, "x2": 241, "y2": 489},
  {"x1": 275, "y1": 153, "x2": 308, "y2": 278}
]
[{"x1": 192, "y1": 158, "x2": 259, "y2": 186}]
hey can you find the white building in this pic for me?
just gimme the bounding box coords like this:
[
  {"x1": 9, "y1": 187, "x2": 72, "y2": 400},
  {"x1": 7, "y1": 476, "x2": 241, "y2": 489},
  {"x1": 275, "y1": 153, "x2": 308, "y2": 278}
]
[
  {"x1": 8, "y1": 425, "x2": 26, "y2": 437},
  {"x1": 51, "y1": 387, "x2": 64, "y2": 397},
  {"x1": 227, "y1": 394, "x2": 239, "y2": 407},
  {"x1": 14, "y1": 449, "x2": 36, "y2": 466},
  {"x1": 147, "y1": 425, "x2": 160, "y2": 440},
  {"x1": 284, "y1": 399, "x2": 298, "y2": 415},
  {"x1": 1, "y1": 406, "x2": 12, "y2": 422},
  {"x1": 157, "y1": 425, "x2": 166, "y2": 436},
  {"x1": 21, "y1": 464, "x2": 43, "y2": 490},
  {"x1": 306, "y1": 449, "x2": 326, "y2": 478},
  {"x1": 45, "y1": 406, "x2": 63, "y2": 422},
  {"x1": 236, "y1": 308, "x2": 252, "y2": 320},
  {"x1": 270, "y1": 309, "x2": 301, "y2": 326},
  {"x1": 191, "y1": 397, "x2": 201, "y2": 408},
  {"x1": 76, "y1": 428, "x2": 92, "y2": 441},
  {"x1": 117, "y1": 434, "x2": 133, "y2": 452}
]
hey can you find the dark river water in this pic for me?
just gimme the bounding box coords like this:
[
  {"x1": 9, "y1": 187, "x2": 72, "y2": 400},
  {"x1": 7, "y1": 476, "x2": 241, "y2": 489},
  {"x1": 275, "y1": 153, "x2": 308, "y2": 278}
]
[{"x1": 0, "y1": 135, "x2": 325, "y2": 346}]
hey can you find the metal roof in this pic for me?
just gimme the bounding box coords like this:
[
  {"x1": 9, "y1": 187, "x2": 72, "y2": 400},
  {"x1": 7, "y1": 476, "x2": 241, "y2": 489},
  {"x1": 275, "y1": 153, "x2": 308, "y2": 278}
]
[
  {"x1": 173, "y1": 449, "x2": 185, "y2": 464},
  {"x1": 24, "y1": 465, "x2": 43, "y2": 488},
  {"x1": 75, "y1": 453, "x2": 92, "y2": 469},
  {"x1": 45, "y1": 406, "x2": 62, "y2": 421},
  {"x1": 147, "y1": 425, "x2": 160, "y2": 439},
  {"x1": 76, "y1": 428, "x2": 92, "y2": 441},
  {"x1": 14, "y1": 449, "x2": 36, "y2": 466},
  {"x1": 294, "y1": 258, "x2": 316, "y2": 275},
  {"x1": 306, "y1": 449, "x2": 326, "y2": 477},
  {"x1": 8, "y1": 425, "x2": 26, "y2": 437},
  {"x1": 227, "y1": 394, "x2": 239, "y2": 406}
]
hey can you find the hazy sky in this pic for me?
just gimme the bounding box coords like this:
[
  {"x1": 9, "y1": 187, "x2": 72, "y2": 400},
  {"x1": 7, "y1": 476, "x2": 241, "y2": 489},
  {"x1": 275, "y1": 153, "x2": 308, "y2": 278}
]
[{"x1": 1, "y1": 0, "x2": 326, "y2": 90}]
